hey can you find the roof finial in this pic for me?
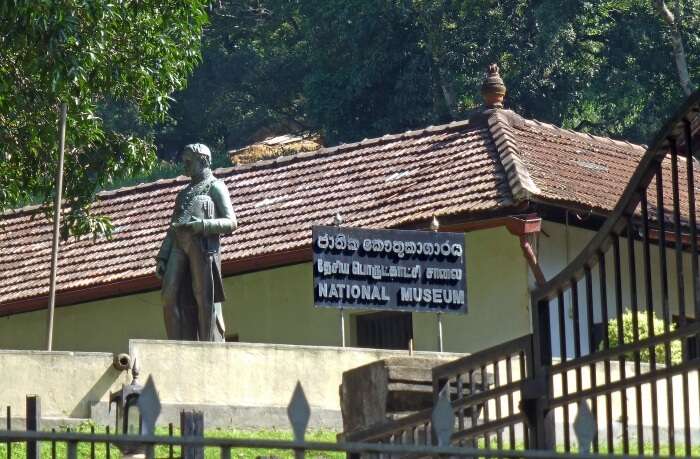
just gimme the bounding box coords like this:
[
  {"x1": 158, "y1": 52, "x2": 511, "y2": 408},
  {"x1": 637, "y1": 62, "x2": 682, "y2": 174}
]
[{"x1": 481, "y1": 64, "x2": 506, "y2": 109}]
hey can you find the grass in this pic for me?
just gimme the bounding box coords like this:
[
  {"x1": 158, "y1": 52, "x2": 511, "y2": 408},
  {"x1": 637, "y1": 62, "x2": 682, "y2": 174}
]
[
  {"x1": 3, "y1": 424, "x2": 700, "y2": 458},
  {"x1": 0, "y1": 424, "x2": 342, "y2": 459}
]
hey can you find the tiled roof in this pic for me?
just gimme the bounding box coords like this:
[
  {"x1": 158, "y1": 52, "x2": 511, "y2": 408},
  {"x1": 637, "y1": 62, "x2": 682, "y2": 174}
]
[
  {"x1": 496, "y1": 110, "x2": 647, "y2": 213},
  {"x1": 0, "y1": 108, "x2": 683, "y2": 311},
  {"x1": 503, "y1": 111, "x2": 699, "y2": 225},
  {"x1": 0, "y1": 119, "x2": 513, "y2": 309}
]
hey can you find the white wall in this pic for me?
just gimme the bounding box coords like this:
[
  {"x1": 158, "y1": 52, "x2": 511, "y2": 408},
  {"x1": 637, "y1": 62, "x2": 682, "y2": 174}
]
[{"x1": 538, "y1": 220, "x2": 698, "y2": 358}]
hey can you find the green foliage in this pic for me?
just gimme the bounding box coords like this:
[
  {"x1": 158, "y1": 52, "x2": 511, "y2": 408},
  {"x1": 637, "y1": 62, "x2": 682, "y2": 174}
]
[
  {"x1": 5, "y1": 0, "x2": 700, "y2": 238},
  {"x1": 0, "y1": 0, "x2": 208, "y2": 237},
  {"x1": 158, "y1": 0, "x2": 700, "y2": 152},
  {"x1": 607, "y1": 310, "x2": 682, "y2": 364}
]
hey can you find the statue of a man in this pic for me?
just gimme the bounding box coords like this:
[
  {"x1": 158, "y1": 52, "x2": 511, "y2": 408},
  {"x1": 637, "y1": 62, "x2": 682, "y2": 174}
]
[{"x1": 155, "y1": 143, "x2": 236, "y2": 341}]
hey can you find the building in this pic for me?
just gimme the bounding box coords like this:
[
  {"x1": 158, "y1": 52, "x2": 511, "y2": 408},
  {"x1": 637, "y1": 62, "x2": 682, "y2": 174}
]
[{"x1": 0, "y1": 72, "x2": 694, "y2": 356}]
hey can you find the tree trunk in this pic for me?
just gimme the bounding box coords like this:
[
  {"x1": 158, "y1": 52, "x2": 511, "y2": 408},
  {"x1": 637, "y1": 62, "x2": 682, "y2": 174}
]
[
  {"x1": 653, "y1": 0, "x2": 695, "y2": 96},
  {"x1": 438, "y1": 67, "x2": 459, "y2": 119}
]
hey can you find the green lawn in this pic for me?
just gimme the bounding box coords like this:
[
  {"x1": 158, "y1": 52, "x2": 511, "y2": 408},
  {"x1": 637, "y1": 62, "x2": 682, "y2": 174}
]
[
  {"x1": 3, "y1": 424, "x2": 700, "y2": 458},
  {"x1": 0, "y1": 424, "x2": 342, "y2": 459}
]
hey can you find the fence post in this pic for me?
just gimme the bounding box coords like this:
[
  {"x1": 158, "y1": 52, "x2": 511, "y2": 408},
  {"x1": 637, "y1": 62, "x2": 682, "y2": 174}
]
[
  {"x1": 6, "y1": 406, "x2": 12, "y2": 458},
  {"x1": 528, "y1": 299, "x2": 555, "y2": 450},
  {"x1": 180, "y1": 410, "x2": 204, "y2": 459},
  {"x1": 26, "y1": 395, "x2": 41, "y2": 459}
]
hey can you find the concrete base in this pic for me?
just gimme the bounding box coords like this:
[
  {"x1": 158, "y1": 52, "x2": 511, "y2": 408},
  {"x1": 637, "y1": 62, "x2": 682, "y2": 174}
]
[
  {"x1": 0, "y1": 416, "x2": 91, "y2": 430},
  {"x1": 0, "y1": 340, "x2": 461, "y2": 430},
  {"x1": 91, "y1": 401, "x2": 342, "y2": 430},
  {"x1": 128, "y1": 339, "x2": 461, "y2": 430}
]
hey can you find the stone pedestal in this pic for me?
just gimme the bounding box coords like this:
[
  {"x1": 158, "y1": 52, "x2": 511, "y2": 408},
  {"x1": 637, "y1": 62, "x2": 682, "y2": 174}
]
[{"x1": 339, "y1": 357, "x2": 438, "y2": 435}]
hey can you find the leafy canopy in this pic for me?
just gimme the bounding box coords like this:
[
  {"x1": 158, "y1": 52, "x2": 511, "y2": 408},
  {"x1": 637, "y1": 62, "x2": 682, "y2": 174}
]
[
  {"x1": 0, "y1": 0, "x2": 208, "y2": 236},
  {"x1": 159, "y1": 0, "x2": 699, "y2": 152}
]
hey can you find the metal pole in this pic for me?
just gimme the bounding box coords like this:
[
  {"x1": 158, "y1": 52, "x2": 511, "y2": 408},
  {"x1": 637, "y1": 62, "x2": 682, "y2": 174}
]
[
  {"x1": 430, "y1": 215, "x2": 444, "y2": 352},
  {"x1": 333, "y1": 212, "x2": 346, "y2": 348},
  {"x1": 46, "y1": 102, "x2": 67, "y2": 351},
  {"x1": 340, "y1": 308, "x2": 346, "y2": 347}
]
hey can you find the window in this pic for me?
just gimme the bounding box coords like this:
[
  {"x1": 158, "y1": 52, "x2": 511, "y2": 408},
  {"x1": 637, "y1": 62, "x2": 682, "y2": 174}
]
[{"x1": 355, "y1": 312, "x2": 413, "y2": 350}]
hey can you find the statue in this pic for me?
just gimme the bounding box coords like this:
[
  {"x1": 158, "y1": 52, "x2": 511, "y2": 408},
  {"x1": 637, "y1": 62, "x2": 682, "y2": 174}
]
[{"x1": 155, "y1": 143, "x2": 237, "y2": 341}]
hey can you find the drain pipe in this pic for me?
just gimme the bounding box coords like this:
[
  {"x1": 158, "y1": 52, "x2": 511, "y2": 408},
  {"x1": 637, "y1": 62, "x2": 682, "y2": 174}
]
[
  {"x1": 503, "y1": 214, "x2": 545, "y2": 287},
  {"x1": 520, "y1": 235, "x2": 546, "y2": 287}
]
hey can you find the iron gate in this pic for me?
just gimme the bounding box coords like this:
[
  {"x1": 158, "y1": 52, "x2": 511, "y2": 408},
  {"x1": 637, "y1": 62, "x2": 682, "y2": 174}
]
[
  {"x1": 348, "y1": 91, "x2": 700, "y2": 457},
  {"x1": 529, "y1": 90, "x2": 700, "y2": 455}
]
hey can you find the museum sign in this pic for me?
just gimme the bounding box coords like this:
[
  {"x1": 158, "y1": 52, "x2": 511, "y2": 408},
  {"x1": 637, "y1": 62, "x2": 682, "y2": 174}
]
[{"x1": 312, "y1": 225, "x2": 467, "y2": 314}]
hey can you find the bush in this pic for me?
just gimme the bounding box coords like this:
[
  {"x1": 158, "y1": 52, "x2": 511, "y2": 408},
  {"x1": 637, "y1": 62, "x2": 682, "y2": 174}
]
[{"x1": 607, "y1": 310, "x2": 682, "y2": 364}]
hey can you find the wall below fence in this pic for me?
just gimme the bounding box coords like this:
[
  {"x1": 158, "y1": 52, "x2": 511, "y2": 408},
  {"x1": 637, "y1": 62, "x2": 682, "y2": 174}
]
[
  {"x1": 0, "y1": 341, "x2": 460, "y2": 430},
  {"x1": 0, "y1": 349, "x2": 129, "y2": 421},
  {"x1": 1, "y1": 340, "x2": 699, "y2": 439},
  {"x1": 119, "y1": 340, "x2": 461, "y2": 429}
]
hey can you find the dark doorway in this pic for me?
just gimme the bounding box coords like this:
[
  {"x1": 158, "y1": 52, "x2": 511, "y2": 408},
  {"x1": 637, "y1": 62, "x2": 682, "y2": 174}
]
[{"x1": 356, "y1": 312, "x2": 413, "y2": 350}]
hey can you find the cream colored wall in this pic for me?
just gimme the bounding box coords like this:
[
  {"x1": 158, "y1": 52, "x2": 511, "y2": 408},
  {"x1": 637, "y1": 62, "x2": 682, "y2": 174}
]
[
  {"x1": 227, "y1": 227, "x2": 532, "y2": 354},
  {"x1": 0, "y1": 342, "x2": 459, "y2": 427},
  {"x1": 223, "y1": 263, "x2": 348, "y2": 346},
  {"x1": 412, "y1": 227, "x2": 531, "y2": 353},
  {"x1": 0, "y1": 349, "x2": 128, "y2": 419},
  {"x1": 130, "y1": 340, "x2": 460, "y2": 413},
  {"x1": 0, "y1": 227, "x2": 532, "y2": 355},
  {"x1": 0, "y1": 291, "x2": 165, "y2": 353},
  {"x1": 0, "y1": 264, "x2": 343, "y2": 353},
  {"x1": 538, "y1": 220, "x2": 698, "y2": 358}
]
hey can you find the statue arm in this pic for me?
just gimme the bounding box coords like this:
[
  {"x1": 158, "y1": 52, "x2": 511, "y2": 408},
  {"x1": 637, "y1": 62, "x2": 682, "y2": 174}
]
[
  {"x1": 157, "y1": 228, "x2": 174, "y2": 261},
  {"x1": 203, "y1": 180, "x2": 237, "y2": 235}
]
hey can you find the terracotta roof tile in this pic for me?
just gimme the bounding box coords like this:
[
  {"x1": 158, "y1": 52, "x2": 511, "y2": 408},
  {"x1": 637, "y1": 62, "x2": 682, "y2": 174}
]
[
  {"x1": 0, "y1": 122, "x2": 515, "y2": 306},
  {"x1": 2, "y1": 110, "x2": 696, "y2": 309}
]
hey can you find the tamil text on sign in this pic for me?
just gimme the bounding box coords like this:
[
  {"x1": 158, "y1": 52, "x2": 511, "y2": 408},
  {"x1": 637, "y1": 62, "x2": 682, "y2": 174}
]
[{"x1": 312, "y1": 225, "x2": 467, "y2": 314}]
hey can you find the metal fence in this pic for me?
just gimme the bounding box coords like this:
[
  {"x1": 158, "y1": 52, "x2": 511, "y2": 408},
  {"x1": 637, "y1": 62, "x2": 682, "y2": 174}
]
[
  {"x1": 529, "y1": 89, "x2": 700, "y2": 455},
  {"x1": 4, "y1": 375, "x2": 695, "y2": 459},
  {"x1": 1, "y1": 429, "x2": 697, "y2": 459}
]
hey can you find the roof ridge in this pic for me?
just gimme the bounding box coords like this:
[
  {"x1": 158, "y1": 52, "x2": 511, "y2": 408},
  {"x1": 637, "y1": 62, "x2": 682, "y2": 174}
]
[
  {"x1": 486, "y1": 110, "x2": 541, "y2": 202},
  {"x1": 97, "y1": 175, "x2": 189, "y2": 198}
]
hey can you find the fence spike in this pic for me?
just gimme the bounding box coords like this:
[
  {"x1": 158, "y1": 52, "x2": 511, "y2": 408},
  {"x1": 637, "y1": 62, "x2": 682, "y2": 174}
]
[
  {"x1": 431, "y1": 387, "x2": 453, "y2": 447},
  {"x1": 573, "y1": 399, "x2": 595, "y2": 454},
  {"x1": 137, "y1": 376, "x2": 161, "y2": 436},
  {"x1": 287, "y1": 381, "x2": 310, "y2": 442}
]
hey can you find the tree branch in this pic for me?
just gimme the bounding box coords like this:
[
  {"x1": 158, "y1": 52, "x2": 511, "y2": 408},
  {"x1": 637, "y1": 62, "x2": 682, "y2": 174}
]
[{"x1": 653, "y1": 0, "x2": 695, "y2": 96}]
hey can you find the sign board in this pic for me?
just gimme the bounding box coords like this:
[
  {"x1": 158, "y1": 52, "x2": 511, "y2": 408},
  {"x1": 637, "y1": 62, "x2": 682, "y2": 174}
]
[{"x1": 312, "y1": 225, "x2": 467, "y2": 314}]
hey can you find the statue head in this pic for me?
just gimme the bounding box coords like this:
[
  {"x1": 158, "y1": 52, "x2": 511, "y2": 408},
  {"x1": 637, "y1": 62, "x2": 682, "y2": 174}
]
[{"x1": 182, "y1": 143, "x2": 211, "y2": 179}]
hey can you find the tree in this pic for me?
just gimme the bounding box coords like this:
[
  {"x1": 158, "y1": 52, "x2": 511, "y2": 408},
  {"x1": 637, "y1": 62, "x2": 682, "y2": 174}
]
[
  {"x1": 151, "y1": 1, "x2": 309, "y2": 159},
  {"x1": 161, "y1": 0, "x2": 698, "y2": 152},
  {"x1": 0, "y1": 1, "x2": 208, "y2": 236},
  {"x1": 653, "y1": 0, "x2": 695, "y2": 95}
]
